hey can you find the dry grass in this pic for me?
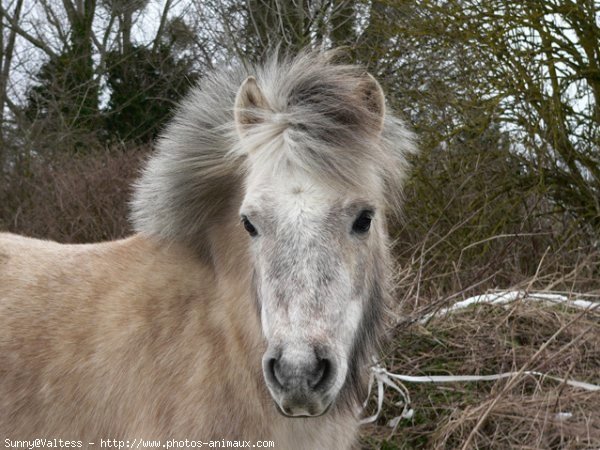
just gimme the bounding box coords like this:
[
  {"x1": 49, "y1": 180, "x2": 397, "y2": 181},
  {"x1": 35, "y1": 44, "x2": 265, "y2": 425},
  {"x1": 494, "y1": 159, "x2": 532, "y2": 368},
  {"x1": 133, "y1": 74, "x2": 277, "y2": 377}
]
[{"x1": 359, "y1": 294, "x2": 600, "y2": 449}]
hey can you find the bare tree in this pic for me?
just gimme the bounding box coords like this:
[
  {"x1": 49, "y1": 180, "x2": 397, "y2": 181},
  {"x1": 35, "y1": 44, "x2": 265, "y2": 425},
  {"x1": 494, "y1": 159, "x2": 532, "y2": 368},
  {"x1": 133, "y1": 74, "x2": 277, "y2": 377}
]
[
  {"x1": 0, "y1": 0, "x2": 24, "y2": 157},
  {"x1": 431, "y1": 0, "x2": 600, "y2": 228}
]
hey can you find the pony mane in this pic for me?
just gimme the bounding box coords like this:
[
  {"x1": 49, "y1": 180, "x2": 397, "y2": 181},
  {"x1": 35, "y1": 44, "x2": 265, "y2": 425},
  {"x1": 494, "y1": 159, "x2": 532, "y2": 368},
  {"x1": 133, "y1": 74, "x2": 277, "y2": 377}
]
[{"x1": 130, "y1": 50, "x2": 416, "y2": 259}]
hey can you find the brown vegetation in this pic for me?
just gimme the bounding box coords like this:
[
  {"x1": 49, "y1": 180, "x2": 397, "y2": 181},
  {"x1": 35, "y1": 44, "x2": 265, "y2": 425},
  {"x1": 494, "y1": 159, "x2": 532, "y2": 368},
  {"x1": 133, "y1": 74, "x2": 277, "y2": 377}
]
[
  {"x1": 353, "y1": 140, "x2": 600, "y2": 448},
  {"x1": 0, "y1": 147, "x2": 145, "y2": 243},
  {"x1": 362, "y1": 299, "x2": 600, "y2": 449}
]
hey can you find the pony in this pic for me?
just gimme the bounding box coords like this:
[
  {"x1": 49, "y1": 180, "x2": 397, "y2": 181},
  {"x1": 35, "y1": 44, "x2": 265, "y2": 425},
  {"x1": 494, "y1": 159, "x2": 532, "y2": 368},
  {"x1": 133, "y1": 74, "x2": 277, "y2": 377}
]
[{"x1": 0, "y1": 50, "x2": 415, "y2": 449}]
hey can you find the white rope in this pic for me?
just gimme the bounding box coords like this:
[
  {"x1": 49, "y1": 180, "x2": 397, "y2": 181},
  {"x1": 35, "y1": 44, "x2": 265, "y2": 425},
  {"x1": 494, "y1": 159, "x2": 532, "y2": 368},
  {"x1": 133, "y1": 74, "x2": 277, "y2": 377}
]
[
  {"x1": 360, "y1": 365, "x2": 414, "y2": 425},
  {"x1": 361, "y1": 365, "x2": 600, "y2": 426},
  {"x1": 361, "y1": 291, "x2": 600, "y2": 426},
  {"x1": 420, "y1": 290, "x2": 600, "y2": 324}
]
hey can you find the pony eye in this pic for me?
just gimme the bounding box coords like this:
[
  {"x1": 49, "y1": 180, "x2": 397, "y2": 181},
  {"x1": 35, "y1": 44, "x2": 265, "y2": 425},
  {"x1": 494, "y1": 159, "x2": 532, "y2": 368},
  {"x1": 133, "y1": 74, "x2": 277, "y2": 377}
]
[
  {"x1": 242, "y1": 216, "x2": 258, "y2": 237},
  {"x1": 352, "y1": 210, "x2": 373, "y2": 234}
]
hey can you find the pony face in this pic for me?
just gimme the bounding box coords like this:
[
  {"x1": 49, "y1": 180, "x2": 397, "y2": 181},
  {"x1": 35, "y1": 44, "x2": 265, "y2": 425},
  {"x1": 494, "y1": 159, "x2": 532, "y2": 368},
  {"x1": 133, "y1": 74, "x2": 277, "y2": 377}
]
[
  {"x1": 240, "y1": 171, "x2": 387, "y2": 417},
  {"x1": 234, "y1": 72, "x2": 389, "y2": 417}
]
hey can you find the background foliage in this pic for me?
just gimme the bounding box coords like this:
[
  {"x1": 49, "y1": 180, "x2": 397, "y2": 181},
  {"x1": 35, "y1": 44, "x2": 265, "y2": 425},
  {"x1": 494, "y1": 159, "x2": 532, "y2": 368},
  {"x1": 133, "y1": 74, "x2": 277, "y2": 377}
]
[{"x1": 0, "y1": 0, "x2": 598, "y2": 448}]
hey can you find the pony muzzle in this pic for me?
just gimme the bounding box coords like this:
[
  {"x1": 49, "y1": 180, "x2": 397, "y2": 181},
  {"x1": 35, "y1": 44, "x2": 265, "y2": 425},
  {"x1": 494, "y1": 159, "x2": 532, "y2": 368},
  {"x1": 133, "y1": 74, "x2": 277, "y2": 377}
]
[{"x1": 262, "y1": 345, "x2": 338, "y2": 417}]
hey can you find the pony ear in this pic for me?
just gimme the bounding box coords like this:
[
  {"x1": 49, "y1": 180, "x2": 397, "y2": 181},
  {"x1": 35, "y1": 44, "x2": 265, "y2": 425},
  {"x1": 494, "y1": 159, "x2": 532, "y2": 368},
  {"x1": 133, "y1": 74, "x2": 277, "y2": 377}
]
[
  {"x1": 234, "y1": 76, "x2": 270, "y2": 136},
  {"x1": 360, "y1": 74, "x2": 386, "y2": 133}
]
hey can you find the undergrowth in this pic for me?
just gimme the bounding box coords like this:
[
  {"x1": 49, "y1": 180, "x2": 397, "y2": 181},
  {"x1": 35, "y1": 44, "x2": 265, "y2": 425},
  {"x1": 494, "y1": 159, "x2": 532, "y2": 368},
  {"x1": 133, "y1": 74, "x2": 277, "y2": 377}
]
[{"x1": 360, "y1": 299, "x2": 600, "y2": 449}]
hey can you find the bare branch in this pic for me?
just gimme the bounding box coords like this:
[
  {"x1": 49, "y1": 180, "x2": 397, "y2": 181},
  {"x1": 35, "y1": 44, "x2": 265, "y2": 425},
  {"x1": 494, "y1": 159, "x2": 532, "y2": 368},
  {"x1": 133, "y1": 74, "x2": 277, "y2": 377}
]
[
  {"x1": 152, "y1": 0, "x2": 173, "y2": 53},
  {"x1": 0, "y1": 3, "x2": 58, "y2": 58}
]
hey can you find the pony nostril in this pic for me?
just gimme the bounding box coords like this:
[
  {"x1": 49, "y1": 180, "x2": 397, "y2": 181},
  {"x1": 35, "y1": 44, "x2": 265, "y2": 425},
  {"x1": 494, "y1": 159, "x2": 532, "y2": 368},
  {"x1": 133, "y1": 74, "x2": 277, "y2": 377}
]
[
  {"x1": 264, "y1": 349, "x2": 335, "y2": 394},
  {"x1": 268, "y1": 357, "x2": 284, "y2": 389},
  {"x1": 309, "y1": 358, "x2": 333, "y2": 390}
]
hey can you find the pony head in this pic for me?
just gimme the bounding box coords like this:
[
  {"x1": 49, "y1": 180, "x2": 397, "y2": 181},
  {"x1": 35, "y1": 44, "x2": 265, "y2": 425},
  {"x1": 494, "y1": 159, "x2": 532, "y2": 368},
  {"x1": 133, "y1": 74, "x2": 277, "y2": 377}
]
[
  {"x1": 232, "y1": 53, "x2": 413, "y2": 417},
  {"x1": 131, "y1": 50, "x2": 416, "y2": 418}
]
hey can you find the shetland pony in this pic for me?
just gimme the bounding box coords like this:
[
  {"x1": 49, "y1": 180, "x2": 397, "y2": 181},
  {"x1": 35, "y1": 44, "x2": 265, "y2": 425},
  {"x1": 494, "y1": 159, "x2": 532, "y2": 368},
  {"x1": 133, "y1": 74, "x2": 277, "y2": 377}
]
[{"x1": 0, "y1": 51, "x2": 415, "y2": 449}]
